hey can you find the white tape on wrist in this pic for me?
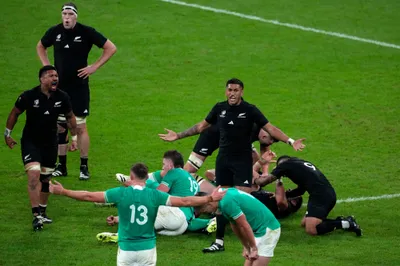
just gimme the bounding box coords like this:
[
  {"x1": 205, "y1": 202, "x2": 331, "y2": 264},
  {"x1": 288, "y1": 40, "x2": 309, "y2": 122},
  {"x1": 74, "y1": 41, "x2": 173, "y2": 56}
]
[
  {"x1": 287, "y1": 138, "x2": 295, "y2": 146},
  {"x1": 4, "y1": 128, "x2": 12, "y2": 137},
  {"x1": 71, "y1": 135, "x2": 77, "y2": 141}
]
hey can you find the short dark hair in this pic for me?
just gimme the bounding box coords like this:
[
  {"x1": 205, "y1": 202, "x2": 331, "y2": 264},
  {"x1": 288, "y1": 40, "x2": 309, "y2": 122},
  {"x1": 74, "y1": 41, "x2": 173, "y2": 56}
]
[
  {"x1": 226, "y1": 78, "x2": 244, "y2": 89},
  {"x1": 39, "y1": 65, "x2": 57, "y2": 80},
  {"x1": 287, "y1": 196, "x2": 303, "y2": 213},
  {"x1": 163, "y1": 150, "x2": 184, "y2": 168},
  {"x1": 130, "y1": 163, "x2": 148, "y2": 180},
  {"x1": 62, "y1": 2, "x2": 78, "y2": 11},
  {"x1": 276, "y1": 155, "x2": 291, "y2": 165}
]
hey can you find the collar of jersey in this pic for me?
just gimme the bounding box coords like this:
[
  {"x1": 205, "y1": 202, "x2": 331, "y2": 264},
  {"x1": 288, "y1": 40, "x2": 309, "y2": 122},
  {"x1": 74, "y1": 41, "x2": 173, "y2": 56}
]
[{"x1": 131, "y1": 185, "x2": 144, "y2": 190}]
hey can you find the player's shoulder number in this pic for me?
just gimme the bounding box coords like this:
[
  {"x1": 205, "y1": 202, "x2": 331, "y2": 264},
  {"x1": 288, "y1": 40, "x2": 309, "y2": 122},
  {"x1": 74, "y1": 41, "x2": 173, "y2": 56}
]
[{"x1": 304, "y1": 162, "x2": 316, "y2": 171}]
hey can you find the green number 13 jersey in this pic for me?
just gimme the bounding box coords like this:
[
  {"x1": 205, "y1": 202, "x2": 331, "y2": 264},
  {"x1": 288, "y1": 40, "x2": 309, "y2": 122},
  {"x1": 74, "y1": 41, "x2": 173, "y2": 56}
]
[{"x1": 105, "y1": 185, "x2": 170, "y2": 251}]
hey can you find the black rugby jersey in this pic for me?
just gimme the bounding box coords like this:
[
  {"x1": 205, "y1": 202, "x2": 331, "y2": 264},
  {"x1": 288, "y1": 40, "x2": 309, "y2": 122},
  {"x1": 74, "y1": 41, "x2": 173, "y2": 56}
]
[
  {"x1": 205, "y1": 100, "x2": 268, "y2": 155},
  {"x1": 41, "y1": 23, "x2": 107, "y2": 87},
  {"x1": 14, "y1": 86, "x2": 72, "y2": 143},
  {"x1": 271, "y1": 158, "x2": 334, "y2": 197}
]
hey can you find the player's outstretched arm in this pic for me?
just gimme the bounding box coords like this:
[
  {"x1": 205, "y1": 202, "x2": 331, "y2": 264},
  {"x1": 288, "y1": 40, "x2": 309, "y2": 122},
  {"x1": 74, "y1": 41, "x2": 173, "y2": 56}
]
[
  {"x1": 4, "y1": 107, "x2": 23, "y2": 149},
  {"x1": 159, "y1": 120, "x2": 210, "y2": 142},
  {"x1": 49, "y1": 180, "x2": 106, "y2": 203},
  {"x1": 263, "y1": 123, "x2": 306, "y2": 151},
  {"x1": 169, "y1": 186, "x2": 226, "y2": 207}
]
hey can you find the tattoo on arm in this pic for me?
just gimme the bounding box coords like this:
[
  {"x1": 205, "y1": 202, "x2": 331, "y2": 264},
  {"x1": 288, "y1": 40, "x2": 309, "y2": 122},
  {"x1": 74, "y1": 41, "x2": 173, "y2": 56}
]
[
  {"x1": 257, "y1": 174, "x2": 278, "y2": 187},
  {"x1": 177, "y1": 124, "x2": 200, "y2": 139}
]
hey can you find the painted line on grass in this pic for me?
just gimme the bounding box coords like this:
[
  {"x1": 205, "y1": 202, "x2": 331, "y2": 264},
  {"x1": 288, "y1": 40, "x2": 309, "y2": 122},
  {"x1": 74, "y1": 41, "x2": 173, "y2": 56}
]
[
  {"x1": 161, "y1": 0, "x2": 400, "y2": 50},
  {"x1": 337, "y1": 193, "x2": 400, "y2": 204}
]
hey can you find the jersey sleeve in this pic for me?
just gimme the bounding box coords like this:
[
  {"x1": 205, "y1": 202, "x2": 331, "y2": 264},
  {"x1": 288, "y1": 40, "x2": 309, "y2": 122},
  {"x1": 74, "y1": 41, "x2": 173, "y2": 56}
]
[
  {"x1": 104, "y1": 187, "x2": 124, "y2": 204},
  {"x1": 160, "y1": 171, "x2": 174, "y2": 188},
  {"x1": 40, "y1": 26, "x2": 56, "y2": 48},
  {"x1": 150, "y1": 171, "x2": 163, "y2": 183},
  {"x1": 153, "y1": 190, "x2": 170, "y2": 206},
  {"x1": 87, "y1": 26, "x2": 107, "y2": 48},
  {"x1": 205, "y1": 103, "x2": 219, "y2": 124},
  {"x1": 145, "y1": 179, "x2": 160, "y2": 189},
  {"x1": 14, "y1": 92, "x2": 29, "y2": 113},
  {"x1": 252, "y1": 105, "x2": 269, "y2": 127},
  {"x1": 220, "y1": 193, "x2": 243, "y2": 220}
]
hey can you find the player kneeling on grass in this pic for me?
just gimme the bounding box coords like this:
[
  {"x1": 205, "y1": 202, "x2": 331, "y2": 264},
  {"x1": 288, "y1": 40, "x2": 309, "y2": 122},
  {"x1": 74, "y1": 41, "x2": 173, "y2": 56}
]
[
  {"x1": 49, "y1": 162, "x2": 226, "y2": 266},
  {"x1": 255, "y1": 155, "x2": 362, "y2": 237},
  {"x1": 196, "y1": 188, "x2": 281, "y2": 266}
]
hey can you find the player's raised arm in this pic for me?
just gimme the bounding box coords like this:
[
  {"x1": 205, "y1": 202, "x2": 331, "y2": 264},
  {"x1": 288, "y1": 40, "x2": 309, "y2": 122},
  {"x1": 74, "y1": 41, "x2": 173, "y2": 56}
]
[
  {"x1": 262, "y1": 122, "x2": 306, "y2": 151},
  {"x1": 159, "y1": 120, "x2": 210, "y2": 142}
]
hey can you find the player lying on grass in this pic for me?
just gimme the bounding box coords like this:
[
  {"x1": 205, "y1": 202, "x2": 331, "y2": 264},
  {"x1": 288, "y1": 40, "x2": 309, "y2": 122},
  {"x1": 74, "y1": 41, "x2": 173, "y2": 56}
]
[
  {"x1": 197, "y1": 167, "x2": 303, "y2": 220},
  {"x1": 104, "y1": 150, "x2": 217, "y2": 238},
  {"x1": 49, "y1": 162, "x2": 226, "y2": 266},
  {"x1": 195, "y1": 188, "x2": 281, "y2": 266},
  {"x1": 255, "y1": 154, "x2": 362, "y2": 236}
]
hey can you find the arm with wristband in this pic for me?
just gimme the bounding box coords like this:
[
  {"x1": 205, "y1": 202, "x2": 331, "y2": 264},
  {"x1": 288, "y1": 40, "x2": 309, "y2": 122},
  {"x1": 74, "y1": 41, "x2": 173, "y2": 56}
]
[
  {"x1": 262, "y1": 122, "x2": 306, "y2": 151},
  {"x1": 4, "y1": 107, "x2": 23, "y2": 149}
]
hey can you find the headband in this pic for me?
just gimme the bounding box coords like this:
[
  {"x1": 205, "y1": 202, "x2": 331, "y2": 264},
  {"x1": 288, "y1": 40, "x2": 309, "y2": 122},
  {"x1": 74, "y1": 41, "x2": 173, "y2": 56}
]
[{"x1": 62, "y1": 5, "x2": 78, "y2": 17}]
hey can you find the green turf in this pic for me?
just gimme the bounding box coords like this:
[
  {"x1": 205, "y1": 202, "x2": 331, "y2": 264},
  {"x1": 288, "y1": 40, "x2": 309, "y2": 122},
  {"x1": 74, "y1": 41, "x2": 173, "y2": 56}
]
[{"x1": 0, "y1": 0, "x2": 399, "y2": 265}]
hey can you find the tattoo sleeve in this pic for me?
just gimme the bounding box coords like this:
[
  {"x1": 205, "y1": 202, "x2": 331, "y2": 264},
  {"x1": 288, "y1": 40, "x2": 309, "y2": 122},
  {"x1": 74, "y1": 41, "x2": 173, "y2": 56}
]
[
  {"x1": 177, "y1": 124, "x2": 200, "y2": 139},
  {"x1": 256, "y1": 174, "x2": 278, "y2": 187}
]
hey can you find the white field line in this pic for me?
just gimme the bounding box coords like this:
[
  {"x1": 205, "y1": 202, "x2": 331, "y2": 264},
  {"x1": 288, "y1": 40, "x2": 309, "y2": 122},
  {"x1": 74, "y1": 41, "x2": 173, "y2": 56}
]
[
  {"x1": 161, "y1": 0, "x2": 400, "y2": 50},
  {"x1": 337, "y1": 193, "x2": 400, "y2": 204}
]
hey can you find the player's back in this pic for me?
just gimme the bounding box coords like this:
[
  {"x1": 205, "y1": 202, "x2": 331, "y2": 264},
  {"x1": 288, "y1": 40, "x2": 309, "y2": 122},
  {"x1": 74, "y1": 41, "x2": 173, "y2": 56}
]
[
  {"x1": 220, "y1": 188, "x2": 280, "y2": 237},
  {"x1": 278, "y1": 158, "x2": 334, "y2": 196},
  {"x1": 107, "y1": 186, "x2": 168, "y2": 251}
]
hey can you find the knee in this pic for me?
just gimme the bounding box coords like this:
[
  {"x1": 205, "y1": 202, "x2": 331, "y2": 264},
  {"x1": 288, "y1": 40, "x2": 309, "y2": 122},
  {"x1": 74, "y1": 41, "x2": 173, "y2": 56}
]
[
  {"x1": 305, "y1": 227, "x2": 318, "y2": 236},
  {"x1": 28, "y1": 176, "x2": 40, "y2": 190},
  {"x1": 77, "y1": 124, "x2": 87, "y2": 135}
]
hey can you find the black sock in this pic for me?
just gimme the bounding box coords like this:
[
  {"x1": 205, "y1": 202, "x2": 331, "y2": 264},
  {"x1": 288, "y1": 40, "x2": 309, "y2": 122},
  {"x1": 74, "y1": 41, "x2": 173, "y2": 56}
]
[
  {"x1": 32, "y1": 207, "x2": 40, "y2": 217},
  {"x1": 80, "y1": 157, "x2": 88, "y2": 167},
  {"x1": 59, "y1": 155, "x2": 67, "y2": 167},
  {"x1": 215, "y1": 214, "x2": 228, "y2": 243},
  {"x1": 316, "y1": 219, "x2": 343, "y2": 235},
  {"x1": 39, "y1": 204, "x2": 47, "y2": 215}
]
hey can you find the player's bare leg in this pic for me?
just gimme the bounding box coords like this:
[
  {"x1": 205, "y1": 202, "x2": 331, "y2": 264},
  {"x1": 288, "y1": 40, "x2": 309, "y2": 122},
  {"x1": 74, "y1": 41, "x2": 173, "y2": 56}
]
[
  {"x1": 184, "y1": 152, "x2": 206, "y2": 174},
  {"x1": 26, "y1": 162, "x2": 43, "y2": 231},
  {"x1": 39, "y1": 167, "x2": 53, "y2": 224},
  {"x1": 53, "y1": 123, "x2": 68, "y2": 177},
  {"x1": 77, "y1": 121, "x2": 90, "y2": 180}
]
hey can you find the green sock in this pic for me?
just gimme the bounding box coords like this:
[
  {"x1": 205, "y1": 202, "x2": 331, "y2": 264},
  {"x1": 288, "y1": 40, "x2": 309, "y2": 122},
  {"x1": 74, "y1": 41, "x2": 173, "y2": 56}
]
[{"x1": 187, "y1": 218, "x2": 211, "y2": 231}]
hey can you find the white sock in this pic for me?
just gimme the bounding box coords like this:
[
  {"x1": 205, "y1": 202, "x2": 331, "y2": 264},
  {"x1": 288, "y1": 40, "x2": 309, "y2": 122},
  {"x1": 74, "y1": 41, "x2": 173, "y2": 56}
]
[
  {"x1": 341, "y1": 221, "x2": 350, "y2": 229},
  {"x1": 215, "y1": 239, "x2": 224, "y2": 246}
]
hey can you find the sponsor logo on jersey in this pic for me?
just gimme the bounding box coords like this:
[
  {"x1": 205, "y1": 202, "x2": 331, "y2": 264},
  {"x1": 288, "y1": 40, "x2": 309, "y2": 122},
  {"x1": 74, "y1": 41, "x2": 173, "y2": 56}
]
[
  {"x1": 44, "y1": 111, "x2": 50, "y2": 115},
  {"x1": 64, "y1": 44, "x2": 69, "y2": 48},
  {"x1": 199, "y1": 148, "x2": 208, "y2": 154},
  {"x1": 228, "y1": 121, "x2": 234, "y2": 125}
]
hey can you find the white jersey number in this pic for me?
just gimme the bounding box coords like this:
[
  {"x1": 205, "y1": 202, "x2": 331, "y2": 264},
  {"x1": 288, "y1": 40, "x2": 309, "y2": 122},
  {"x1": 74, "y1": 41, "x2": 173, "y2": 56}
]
[
  {"x1": 130, "y1": 204, "x2": 148, "y2": 225},
  {"x1": 188, "y1": 177, "x2": 199, "y2": 193},
  {"x1": 304, "y1": 162, "x2": 316, "y2": 171}
]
